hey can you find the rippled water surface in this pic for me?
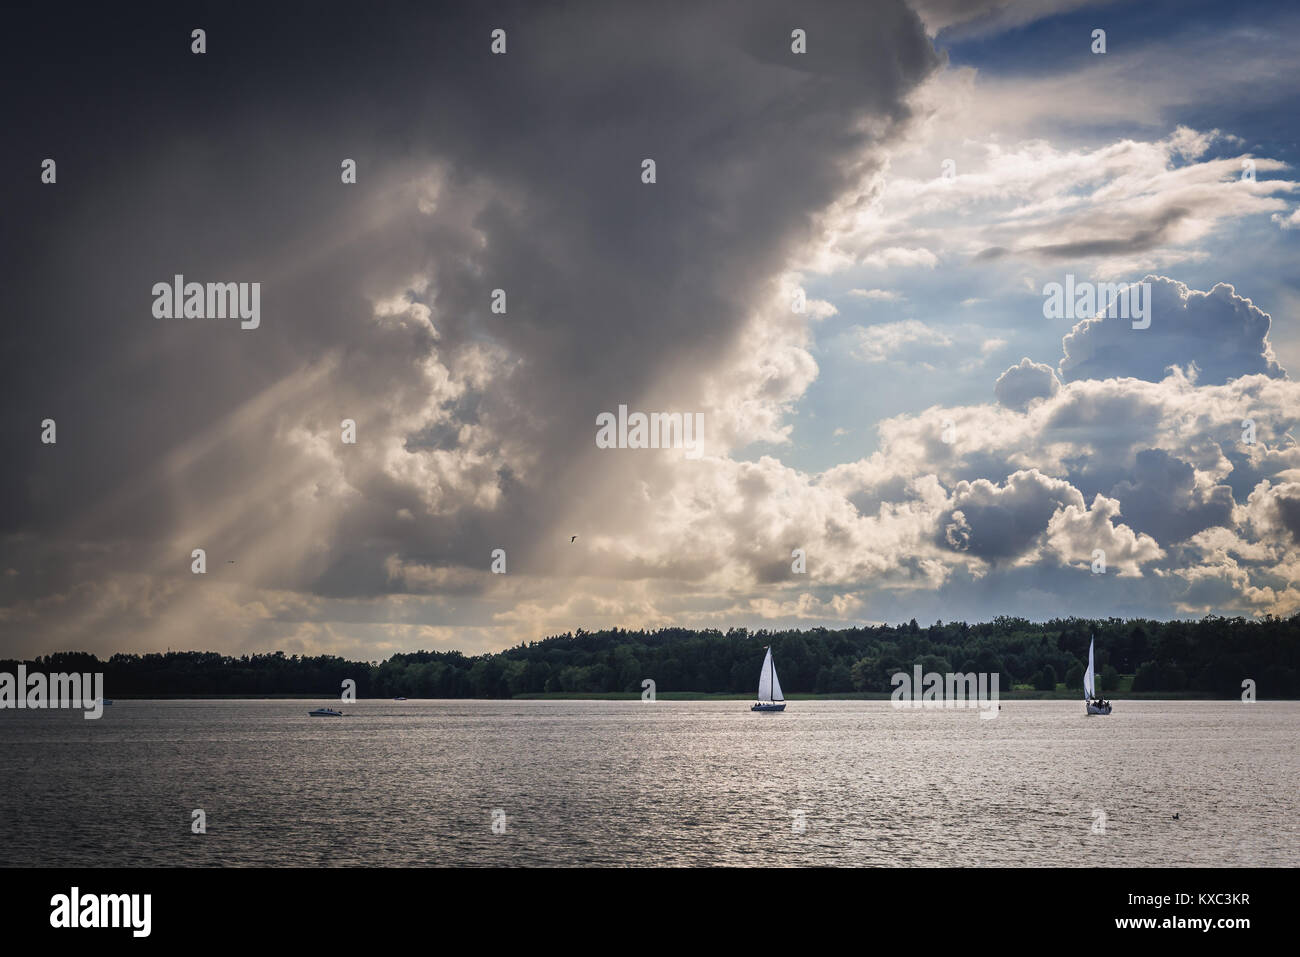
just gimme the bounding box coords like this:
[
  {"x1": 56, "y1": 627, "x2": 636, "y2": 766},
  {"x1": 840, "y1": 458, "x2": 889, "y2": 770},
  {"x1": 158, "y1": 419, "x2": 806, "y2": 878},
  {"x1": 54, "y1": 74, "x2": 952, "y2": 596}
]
[{"x1": 1, "y1": 699, "x2": 1295, "y2": 866}]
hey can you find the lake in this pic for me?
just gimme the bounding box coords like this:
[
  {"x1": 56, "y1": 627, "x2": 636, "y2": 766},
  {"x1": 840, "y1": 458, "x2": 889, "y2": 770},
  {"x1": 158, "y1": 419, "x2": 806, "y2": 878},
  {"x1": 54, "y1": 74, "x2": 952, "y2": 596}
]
[{"x1": 0, "y1": 699, "x2": 1295, "y2": 866}]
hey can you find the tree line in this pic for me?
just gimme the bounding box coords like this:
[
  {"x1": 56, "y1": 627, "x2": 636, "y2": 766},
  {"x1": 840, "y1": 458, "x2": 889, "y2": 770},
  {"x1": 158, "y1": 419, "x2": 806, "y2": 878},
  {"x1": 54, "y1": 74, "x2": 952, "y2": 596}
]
[{"x1": 8, "y1": 614, "x2": 1298, "y2": 699}]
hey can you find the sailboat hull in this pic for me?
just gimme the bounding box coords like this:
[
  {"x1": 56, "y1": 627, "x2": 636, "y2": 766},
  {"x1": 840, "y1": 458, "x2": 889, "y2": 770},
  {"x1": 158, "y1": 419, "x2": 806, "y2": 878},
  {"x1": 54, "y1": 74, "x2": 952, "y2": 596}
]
[
  {"x1": 751, "y1": 702, "x2": 786, "y2": 712},
  {"x1": 1086, "y1": 702, "x2": 1112, "y2": 715}
]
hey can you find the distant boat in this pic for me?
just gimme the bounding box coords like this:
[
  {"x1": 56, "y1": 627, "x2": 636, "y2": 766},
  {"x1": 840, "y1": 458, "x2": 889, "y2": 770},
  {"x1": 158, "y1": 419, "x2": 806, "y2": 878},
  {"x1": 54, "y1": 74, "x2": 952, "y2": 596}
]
[
  {"x1": 751, "y1": 646, "x2": 786, "y2": 712},
  {"x1": 309, "y1": 707, "x2": 343, "y2": 717},
  {"x1": 101, "y1": 699, "x2": 113, "y2": 706},
  {"x1": 1083, "y1": 636, "x2": 1112, "y2": 715},
  {"x1": 394, "y1": 697, "x2": 408, "y2": 701}
]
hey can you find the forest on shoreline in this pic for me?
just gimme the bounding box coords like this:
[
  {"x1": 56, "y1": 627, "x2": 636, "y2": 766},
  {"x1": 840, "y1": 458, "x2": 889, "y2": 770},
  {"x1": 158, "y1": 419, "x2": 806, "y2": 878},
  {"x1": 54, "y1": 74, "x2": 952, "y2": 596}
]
[{"x1": 10, "y1": 614, "x2": 1299, "y2": 699}]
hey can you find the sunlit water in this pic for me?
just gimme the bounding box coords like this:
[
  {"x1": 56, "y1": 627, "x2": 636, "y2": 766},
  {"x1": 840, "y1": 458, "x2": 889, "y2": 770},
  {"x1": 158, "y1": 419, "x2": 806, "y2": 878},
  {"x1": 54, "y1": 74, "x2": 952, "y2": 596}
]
[{"x1": 0, "y1": 699, "x2": 1295, "y2": 866}]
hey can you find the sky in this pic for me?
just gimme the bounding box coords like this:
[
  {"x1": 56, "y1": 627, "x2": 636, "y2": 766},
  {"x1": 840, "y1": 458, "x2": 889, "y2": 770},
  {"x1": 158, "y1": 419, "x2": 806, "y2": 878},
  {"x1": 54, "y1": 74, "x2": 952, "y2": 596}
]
[{"x1": 2, "y1": 0, "x2": 1297, "y2": 661}]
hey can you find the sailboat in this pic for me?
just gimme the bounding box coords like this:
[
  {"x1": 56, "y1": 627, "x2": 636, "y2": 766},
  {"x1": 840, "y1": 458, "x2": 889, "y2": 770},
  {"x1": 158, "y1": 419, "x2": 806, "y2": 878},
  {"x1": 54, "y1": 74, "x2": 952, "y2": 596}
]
[
  {"x1": 751, "y1": 645, "x2": 787, "y2": 712},
  {"x1": 1083, "y1": 636, "x2": 1111, "y2": 716}
]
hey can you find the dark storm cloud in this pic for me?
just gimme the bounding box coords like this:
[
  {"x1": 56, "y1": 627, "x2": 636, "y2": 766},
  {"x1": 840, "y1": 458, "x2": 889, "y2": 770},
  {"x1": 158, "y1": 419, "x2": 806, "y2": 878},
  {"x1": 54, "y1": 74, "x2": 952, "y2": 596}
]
[{"x1": 0, "y1": 1, "x2": 940, "y2": 651}]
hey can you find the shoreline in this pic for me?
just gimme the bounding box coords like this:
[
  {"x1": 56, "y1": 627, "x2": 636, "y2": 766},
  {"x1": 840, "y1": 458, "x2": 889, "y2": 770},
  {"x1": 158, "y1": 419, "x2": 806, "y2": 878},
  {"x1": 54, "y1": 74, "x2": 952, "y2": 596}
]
[{"x1": 78, "y1": 691, "x2": 1286, "y2": 702}]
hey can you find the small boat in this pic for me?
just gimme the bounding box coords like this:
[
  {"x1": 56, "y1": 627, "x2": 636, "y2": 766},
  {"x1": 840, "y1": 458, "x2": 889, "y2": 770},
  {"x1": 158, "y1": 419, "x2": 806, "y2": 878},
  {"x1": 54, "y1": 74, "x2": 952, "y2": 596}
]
[
  {"x1": 101, "y1": 699, "x2": 113, "y2": 706},
  {"x1": 394, "y1": 696, "x2": 408, "y2": 701},
  {"x1": 1083, "y1": 636, "x2": 1112, "y2": 715},
  {"x1": 751, "y1": 646, "x2": 787, "y2": 712},
  {"x1": 309, "y1": 707, "x2": 343, "y2": 717}
]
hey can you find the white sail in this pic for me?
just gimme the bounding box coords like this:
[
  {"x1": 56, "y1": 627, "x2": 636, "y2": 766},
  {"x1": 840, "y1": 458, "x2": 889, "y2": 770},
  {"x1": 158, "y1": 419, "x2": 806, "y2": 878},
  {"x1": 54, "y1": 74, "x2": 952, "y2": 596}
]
[
  {"x1": 757, "y1": 647, "x2": 784, "y2": 702},
  {"x1": 1083, "y1": 637, "x2": 1096, "y2": 700}
]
